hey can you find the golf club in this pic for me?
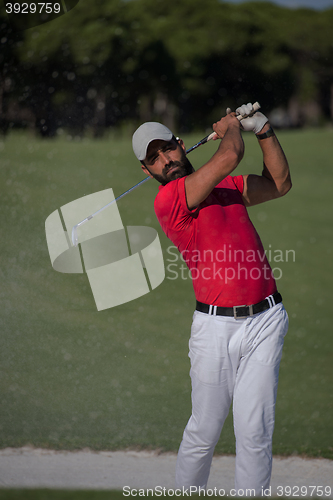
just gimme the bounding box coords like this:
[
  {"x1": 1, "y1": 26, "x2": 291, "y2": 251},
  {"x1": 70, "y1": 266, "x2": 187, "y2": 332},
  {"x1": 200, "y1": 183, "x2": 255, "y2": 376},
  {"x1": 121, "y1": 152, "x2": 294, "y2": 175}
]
[{"x1": 71, "y1": 102, "x2": 261, "y2": 246}]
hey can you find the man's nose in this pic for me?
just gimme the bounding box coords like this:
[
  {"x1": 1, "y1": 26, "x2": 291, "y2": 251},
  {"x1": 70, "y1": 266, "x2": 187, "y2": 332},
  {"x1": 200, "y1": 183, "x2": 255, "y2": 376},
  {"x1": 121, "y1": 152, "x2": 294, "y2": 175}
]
[{"x1": 159, "y1": 150, "x2": 171, "y2": 165}]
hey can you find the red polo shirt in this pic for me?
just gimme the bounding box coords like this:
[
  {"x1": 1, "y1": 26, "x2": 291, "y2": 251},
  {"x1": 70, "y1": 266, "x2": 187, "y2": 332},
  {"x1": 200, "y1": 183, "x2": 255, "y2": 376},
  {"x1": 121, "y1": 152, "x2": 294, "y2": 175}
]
[{"x1": 154, "y1": 175, "x2": 277, "y2": 307}]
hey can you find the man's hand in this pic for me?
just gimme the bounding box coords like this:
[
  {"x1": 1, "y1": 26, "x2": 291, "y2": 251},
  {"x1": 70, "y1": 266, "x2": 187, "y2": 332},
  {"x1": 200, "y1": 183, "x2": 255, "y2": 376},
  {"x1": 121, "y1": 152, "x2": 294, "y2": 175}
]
[
  {"x1": 236, "y1": 103, "x2": 268, "y2": 134},
  {"x1": 212, "y1": 112, "x2": 241, "y2": 140}
]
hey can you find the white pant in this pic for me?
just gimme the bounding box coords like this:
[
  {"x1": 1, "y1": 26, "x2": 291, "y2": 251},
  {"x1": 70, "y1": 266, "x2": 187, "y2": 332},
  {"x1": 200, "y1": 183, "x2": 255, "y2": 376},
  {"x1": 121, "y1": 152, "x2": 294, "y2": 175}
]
[{"x1": 175, "y1": 302, "x2": 289, "y2": 495}]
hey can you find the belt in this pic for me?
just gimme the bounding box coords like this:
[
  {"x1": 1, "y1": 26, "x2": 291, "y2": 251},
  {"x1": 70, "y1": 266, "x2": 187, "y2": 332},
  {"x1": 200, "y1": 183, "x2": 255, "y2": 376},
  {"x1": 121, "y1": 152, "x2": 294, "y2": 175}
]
[{"x1": 196, "y1": 292, "x2": 282, "y2": 320}]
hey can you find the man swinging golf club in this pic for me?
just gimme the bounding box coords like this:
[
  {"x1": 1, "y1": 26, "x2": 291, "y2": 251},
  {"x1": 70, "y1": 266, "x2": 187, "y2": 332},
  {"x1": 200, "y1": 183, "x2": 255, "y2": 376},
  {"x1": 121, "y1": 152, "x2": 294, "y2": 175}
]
[{"x1": 132, "y1": 103, "x2": 291, "y2": 495}]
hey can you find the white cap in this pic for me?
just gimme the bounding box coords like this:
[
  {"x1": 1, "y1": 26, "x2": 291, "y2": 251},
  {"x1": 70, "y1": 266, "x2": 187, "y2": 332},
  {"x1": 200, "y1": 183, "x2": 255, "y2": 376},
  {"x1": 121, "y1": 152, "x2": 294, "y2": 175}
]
[{"x1": 132, "y1": 122, "x2": 173, "y2": 161}]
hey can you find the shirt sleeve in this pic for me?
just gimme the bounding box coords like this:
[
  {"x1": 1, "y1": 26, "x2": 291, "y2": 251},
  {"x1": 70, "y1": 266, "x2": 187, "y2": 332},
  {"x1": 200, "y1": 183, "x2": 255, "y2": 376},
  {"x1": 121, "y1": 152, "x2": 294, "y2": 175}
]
[
  {"x1": 231, "y1": 174, "x2": 244, "y2": 195},
  {"x1": 154, "y1": 177, "x2": 198, "y2": 238}
]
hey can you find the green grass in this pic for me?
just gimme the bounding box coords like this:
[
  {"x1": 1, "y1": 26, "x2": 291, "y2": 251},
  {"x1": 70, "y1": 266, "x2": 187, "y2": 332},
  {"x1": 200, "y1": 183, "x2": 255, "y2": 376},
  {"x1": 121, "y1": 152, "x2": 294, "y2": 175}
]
[{"x1": 0, "y1": 128, "x2": 332, "y2": 458}]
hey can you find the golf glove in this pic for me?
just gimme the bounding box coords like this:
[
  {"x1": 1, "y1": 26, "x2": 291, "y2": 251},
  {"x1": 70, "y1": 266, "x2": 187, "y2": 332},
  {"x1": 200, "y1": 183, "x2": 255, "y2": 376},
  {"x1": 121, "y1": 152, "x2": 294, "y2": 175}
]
[{"x1": 236, "y1": 102, "x2": 268, "y2": 134}]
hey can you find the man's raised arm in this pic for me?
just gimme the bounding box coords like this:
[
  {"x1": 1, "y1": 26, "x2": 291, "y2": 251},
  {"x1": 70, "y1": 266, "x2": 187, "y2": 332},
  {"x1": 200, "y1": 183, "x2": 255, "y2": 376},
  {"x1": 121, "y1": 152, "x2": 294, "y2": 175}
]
[
  {"x1": 184, "y1": 113, "x2": 244, "y2": 210},
  {"x1": 238, "y1": 103, "x2": 292, "y2": 207}
]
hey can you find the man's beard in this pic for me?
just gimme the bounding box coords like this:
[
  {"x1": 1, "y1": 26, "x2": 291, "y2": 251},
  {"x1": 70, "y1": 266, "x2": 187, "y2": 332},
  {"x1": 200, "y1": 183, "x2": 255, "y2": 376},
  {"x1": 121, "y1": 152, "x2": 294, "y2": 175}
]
[{"x1": 149, "y1": 156, "x2": 194, "y2": 186}]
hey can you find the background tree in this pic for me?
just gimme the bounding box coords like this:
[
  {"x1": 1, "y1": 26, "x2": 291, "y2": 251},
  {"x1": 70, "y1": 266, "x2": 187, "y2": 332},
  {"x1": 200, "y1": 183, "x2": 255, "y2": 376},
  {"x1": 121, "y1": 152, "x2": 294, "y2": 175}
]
[{"x1": 1, "y1": 0, "x2": 332, "y2": 136}]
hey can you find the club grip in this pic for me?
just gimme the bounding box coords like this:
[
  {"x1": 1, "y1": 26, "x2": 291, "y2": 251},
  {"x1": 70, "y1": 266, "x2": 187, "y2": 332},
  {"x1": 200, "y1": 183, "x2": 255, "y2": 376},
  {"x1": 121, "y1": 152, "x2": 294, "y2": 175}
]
[
  {"x1": 237, "y1": 101, "x2": 261, "y2": 121},
  {"x1": 207, "y1": 102, "x2": 261, "y2": 143}
]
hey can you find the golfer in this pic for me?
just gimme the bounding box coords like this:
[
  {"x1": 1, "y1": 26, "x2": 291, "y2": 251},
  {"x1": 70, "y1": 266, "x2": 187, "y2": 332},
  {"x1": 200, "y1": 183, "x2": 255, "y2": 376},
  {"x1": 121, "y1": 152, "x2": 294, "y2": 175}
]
[{"x1": 132, "y1": 103, "x2": 291, "y2": 495}]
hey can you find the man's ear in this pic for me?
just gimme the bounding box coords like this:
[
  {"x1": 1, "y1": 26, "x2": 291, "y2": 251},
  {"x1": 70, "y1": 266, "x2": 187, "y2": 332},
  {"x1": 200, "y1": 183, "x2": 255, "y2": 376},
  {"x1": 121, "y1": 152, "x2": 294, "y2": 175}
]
[
  {"x1": 141, "y1": 163, "x2": 154, "y2": 179},
  {"x1": 176, "y1": 137, "x2": 186, "y2": 153}
]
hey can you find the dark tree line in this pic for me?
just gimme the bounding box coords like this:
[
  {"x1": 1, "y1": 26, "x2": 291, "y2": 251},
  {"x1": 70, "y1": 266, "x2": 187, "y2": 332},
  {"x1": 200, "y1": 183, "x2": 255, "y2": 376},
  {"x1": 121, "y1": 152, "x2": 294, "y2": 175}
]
[{"x1": 1, "y1": 0, "x2": 333, "y2": 137}]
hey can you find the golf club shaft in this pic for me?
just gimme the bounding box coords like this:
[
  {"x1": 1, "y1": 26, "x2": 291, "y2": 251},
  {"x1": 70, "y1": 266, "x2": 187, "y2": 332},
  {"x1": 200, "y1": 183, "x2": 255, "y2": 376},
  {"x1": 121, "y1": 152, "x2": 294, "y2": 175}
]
[
  {"x1": 71, "y1": 138, "x2": 211, "y2": 246},
  {"x1": 71, "y1": 102, "x2": 261, "y2": 246}
]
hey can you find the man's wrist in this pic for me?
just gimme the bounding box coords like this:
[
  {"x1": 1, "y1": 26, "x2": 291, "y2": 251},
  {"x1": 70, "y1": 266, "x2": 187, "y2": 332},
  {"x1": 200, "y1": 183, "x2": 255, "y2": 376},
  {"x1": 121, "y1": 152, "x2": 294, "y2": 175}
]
[
  {"x1": 256, "y1": 122, "x2": 271, "y2": 134},
  {"x1": 256, "y1": 126, "x2": 275, "y2": 140}
]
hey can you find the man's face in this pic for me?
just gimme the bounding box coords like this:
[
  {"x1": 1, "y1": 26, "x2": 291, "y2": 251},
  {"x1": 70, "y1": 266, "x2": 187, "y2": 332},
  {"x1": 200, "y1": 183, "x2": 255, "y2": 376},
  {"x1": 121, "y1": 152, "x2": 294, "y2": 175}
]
[{"x1": 142, "y1": 138, "x2": 194, "y2": 185}]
